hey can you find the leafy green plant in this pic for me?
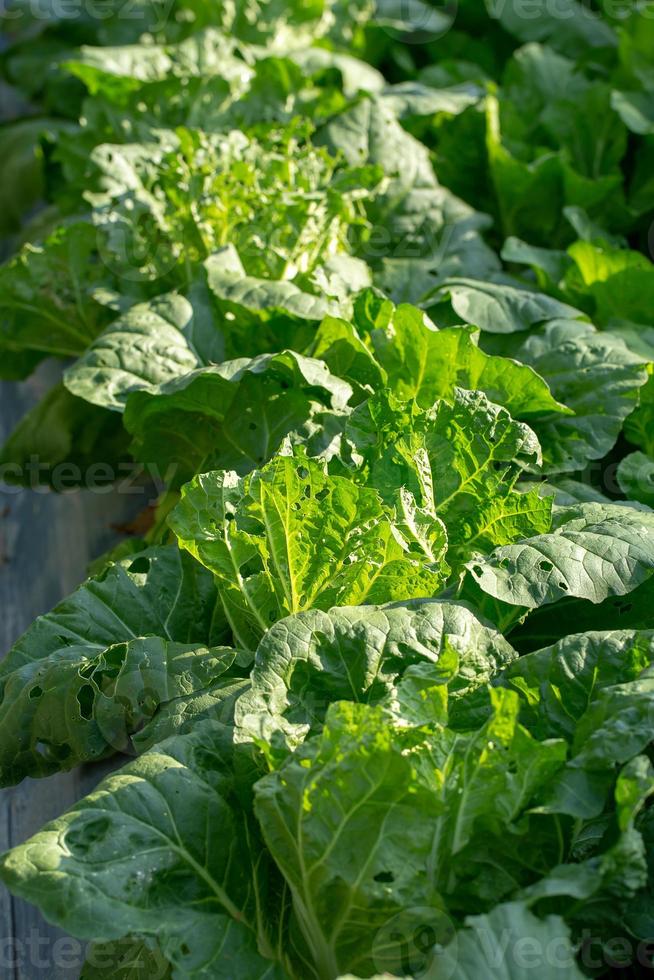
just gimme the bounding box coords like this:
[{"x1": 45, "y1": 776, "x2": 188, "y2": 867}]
[{"x1": 2, "y1": 1, "x2": 654, "y2": 978}]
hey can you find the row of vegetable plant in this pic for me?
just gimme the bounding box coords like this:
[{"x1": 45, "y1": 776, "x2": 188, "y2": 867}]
[{"x1": 2, "y1": 2, "x2": 654, "y2": 977}]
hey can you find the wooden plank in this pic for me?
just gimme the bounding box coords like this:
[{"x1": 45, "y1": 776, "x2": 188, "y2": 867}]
[
  {"x1": 0, "y1": 365, "x2": 148, "y2": 979},
  {"x1": 0, "y1": 785, "x2": 14, "y2": 980}
]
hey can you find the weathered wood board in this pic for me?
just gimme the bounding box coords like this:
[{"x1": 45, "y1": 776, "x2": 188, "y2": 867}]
[{"x1": 0, "y1": 366, "x2": 147, "y2": 979}]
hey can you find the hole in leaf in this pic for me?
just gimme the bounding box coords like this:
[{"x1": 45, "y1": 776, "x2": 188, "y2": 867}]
[
  {"x1": 77, "y1": 685, "x2": 95, "y2": 721},
  {"x1": 29, "y1": 686, "x2": 43, "y2": 700},
  {"x1": 137, "y1": 688, "x2": 158, "y2": 713},
  {"x1": 128, "y1": 557, "x2": 151, "y2": 574},
  {"x1": 374, "y1": 870, "x2": 395, "y2": 883},
  {"x1": 558, "y1": 581, "x2": 569, "y2": 591},
  {"x1": 241, "y1": 554, "x2": 264, "y2": 577},
  {"x1": 316, "y1": 488, "x2": 329, "y2": 501},
  {"x1": 539, "y1": 560, "x2": 553, "y2": 573},
  {"x1": 298, "y1": 466, "x2": 309, "y2": 480},
  {"x1": 35, "y1": 740, "x2": 71, "y2": 762}
]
